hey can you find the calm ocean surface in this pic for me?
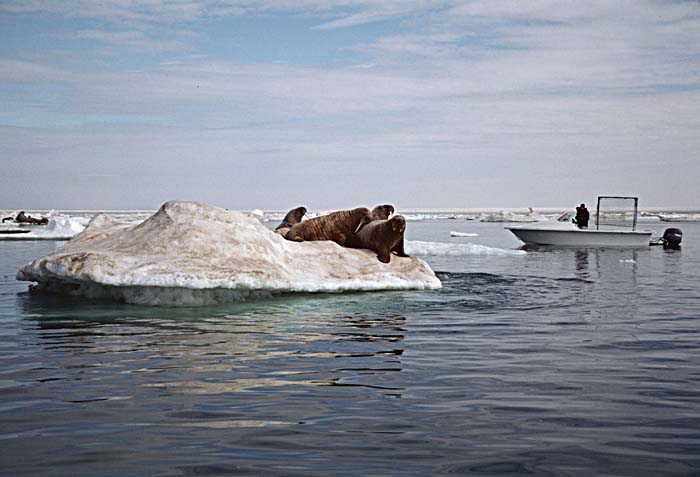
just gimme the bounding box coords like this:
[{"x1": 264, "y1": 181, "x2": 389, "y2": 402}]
[{"x1": 1, "y1": 218, "x2": 699, "y2": 476}]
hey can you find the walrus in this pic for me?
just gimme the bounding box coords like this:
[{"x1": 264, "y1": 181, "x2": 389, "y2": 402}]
[
  {"x1": 27, "y1": 216, "x2": 49, "y2": 225},
  {"x1": 274, "y1": 206, "x2": 307, "y2": 236},
  {"x1": 345, "y1": 215, "x2": 409, "y2": 263},
  {"x1": 370, "y1": 204, "x2": 394, "y2": 220},
  {"x1": 15, "y1": 211, "x2": 48, "y2": 225},
  {"x1": 285, "y1": 207, "x2": 372, "y2": 246}
]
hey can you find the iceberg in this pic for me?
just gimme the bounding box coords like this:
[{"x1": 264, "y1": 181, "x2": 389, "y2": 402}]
[{"x1": 17, "y1": 201, "x2": 441, "y2": 305}]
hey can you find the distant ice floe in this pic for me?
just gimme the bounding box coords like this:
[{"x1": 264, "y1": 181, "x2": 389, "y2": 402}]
[
  {"x1": 405, "y1": 240, "x2": 526, "y2": 257},
  {"x1": 658, "y1": 213, "x2": 700, "y2": 222},
  {"x1": 479, "y1": 208, "x2": 548, "y2": 223},
  {"x1": 17, "y1": 201, "x2": 441, "y2": 306},
  {"x1": 259, "y1": 211, "x2": 480, "y2": 223},
  {"x1": 0, "y1": 218, "x2": 87, "y2": 240},
  {"x1": 449, "y1": 231, "x2": 479, "y2": 237},
  {"x1": 247, "y1": 209, "x2": 268, "y2": 222}
]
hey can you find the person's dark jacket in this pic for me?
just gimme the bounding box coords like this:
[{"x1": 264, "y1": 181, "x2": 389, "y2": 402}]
[{"x1": 575, "y1": 207, "x2": 589, "y2": 228}]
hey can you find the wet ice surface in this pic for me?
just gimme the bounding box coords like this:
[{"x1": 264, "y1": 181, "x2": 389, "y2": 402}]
[{"x1": 2, "y1": 220, "x2": 700, "y2": 475}]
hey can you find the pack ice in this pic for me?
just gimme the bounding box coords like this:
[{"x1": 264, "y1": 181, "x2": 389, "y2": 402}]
[{"x1": 17, "y1": 201, "x2": 441, "y2": 305}]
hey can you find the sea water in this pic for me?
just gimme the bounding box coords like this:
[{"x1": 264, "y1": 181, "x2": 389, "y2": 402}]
[{"x1": 1, "y1": 218, "x2": 699, "y2": 475}]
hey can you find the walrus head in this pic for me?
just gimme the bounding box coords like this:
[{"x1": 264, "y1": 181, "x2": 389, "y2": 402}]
[
  {"x1": 371, "y1": 204, "x2": 395, "y2": 220},
  {"x1": 291, "y1": 206, "x2": 307, "y2": 221},
  {"x1": 355, "y1": 212, "x2": 373, "y2": 233},
  {"x1": 276, "y1": 206, "x2": 307, "y2": 231},
  {"x1": 390, "y1": 215, "x2": 406, "y2": 234}
]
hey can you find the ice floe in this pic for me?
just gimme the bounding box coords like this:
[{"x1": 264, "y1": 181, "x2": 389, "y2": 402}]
[
  {"x1": 405, "y1": 240, "x2": 526, "y2": 257},
  {"x1": 17, "y1": 201, "x2": 441, "y2": 305},
  {"x1": 0, "y1": 218, "x2": 87, "y2": 240}
]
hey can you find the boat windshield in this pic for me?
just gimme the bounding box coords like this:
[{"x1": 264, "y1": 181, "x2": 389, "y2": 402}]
[{"x1": 557, "y1": 212, "x2": 573, "y2": 222}]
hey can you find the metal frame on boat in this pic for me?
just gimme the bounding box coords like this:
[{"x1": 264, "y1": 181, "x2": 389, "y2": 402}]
[{"x1": 506, "y1": 196, "x2": 653, "y2": 247}]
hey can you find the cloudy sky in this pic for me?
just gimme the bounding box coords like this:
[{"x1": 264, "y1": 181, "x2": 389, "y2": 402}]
[{"x1": 1, "y1": 1, "x2": 699, "y2": 210}]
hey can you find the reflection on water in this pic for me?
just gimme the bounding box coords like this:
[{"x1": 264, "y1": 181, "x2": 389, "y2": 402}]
[
  {"x1": 575, "y1": 249, "x2": 589, "y2": 279},
  {"x1": 572, "y1": 247, "x2": 641, "y2": 280},
  {"x1": 23, "y1": 299, "x2": 407, "y2": 390},
  {"x1": 2, "y1": 298, "x2": 413, "y2": 474}
]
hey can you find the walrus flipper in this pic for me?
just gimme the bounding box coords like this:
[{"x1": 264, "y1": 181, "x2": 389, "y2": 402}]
[
  {"x1": 377, "y1": 252, "x2": 391, "y2": 263},
  {"x1": 392, "y1": 238, "x2": 409, "y2": 257},
  {"x1": 333, "y1": 231, "x2": 348, "y2": 247},
  {"x1": 284, "y1": 229, "x2": 304, "y2": 242},
  {"x1": 344, "y1": 232, "x2": 364, "y2": 249}
]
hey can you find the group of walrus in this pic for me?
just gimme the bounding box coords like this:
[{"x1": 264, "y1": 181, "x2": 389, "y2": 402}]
[
  {"x1": 274, "y1": 204, "x2": 409, "y2": 264},
  {"x1": 1, "y1": 211, "x2": 49, "y2": 225}
]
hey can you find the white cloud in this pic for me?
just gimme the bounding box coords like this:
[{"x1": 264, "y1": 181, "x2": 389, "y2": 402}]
[
  {"x1": 1, "y1": 0, "x2": 699, "y2": 207},
  {"x1": 69, "y1": 30, "x2": 190, "y2": 51},
  {"x1": 0, "y1": 60, "x2": 69, "y2": 83},
  {"x1": 0, "y1": 0, "x2": 448, "y2": 26},
  {"x1": 2, "y1": 84, "x2": 699, "y2": 209}
]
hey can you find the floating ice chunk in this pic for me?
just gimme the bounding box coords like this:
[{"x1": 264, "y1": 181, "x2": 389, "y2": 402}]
[
  {"x1": 658, "y1": 213, "x2": 700, "y2": 222},
  {"x1": 405, "y1": 240, "x2": 526, "y2": 256},
  {"x1": 247, "y1": 208, "x2": 268, "y2": 222},
  {"x1": 17, "y1": 201, "x2": 441, "y2": 305},
  {"x1": 449, "y1": 231, "x2": 479, "y2": 237},
  {"x1": 0, "y1": 218, "x2": 86, "y2": 240}
]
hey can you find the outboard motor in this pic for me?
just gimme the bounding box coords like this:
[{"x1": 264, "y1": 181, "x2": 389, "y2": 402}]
[{"x1": 662, "y1": 227, "x2": 682, "y2": 249}]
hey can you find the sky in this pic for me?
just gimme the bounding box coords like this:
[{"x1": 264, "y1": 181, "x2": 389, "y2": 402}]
[{"x1": 1, "y1": 0, "x2": 699, "y2": 211}]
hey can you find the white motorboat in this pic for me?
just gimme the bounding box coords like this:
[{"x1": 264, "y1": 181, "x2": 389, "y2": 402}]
[
  {"x1": 506, "y1": 196, "x2": 653, "y2": 247},
  {"x1": 506, "y1": 220, "x2": 652, "y2": 247}
]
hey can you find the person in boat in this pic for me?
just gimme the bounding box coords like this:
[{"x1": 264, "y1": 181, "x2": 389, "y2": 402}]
[{"x1": 574, "y1": 203, "x2": 590, "y2": 229}]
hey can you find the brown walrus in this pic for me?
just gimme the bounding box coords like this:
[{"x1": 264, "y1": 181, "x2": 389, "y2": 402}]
[
  {"x1": 28, "y1": 216, "x2": 49, "y2": 225},
  {"x1": 274, "y1": 206, "x2": 307, "y2": 236},
  {"x1": 285, "y1": 207, "x2": 372, "y2": 246},
  {"x1": 345, "y1": 215, "x2": 409, "y2": 263},
  {"x1": 370, "y1": 204, "x2": 394, "y2": 220},
  {"x1": 11, "y1": 211, "x2": 49, "y2": 225}
]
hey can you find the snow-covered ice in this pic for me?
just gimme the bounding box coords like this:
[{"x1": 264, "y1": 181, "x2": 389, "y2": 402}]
[{"x1": 17, "y1": 201, "x2": 441, "y2": 305}]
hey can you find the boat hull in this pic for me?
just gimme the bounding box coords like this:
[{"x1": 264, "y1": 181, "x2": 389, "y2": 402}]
[{"x1": 507, "y1": 227, "x2": 652, "y2": 247}]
